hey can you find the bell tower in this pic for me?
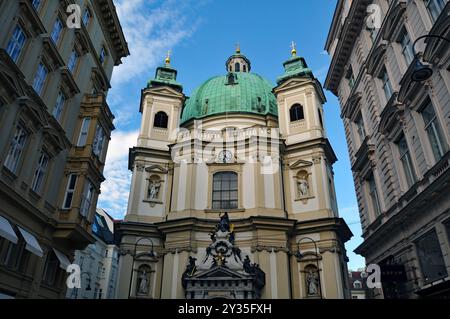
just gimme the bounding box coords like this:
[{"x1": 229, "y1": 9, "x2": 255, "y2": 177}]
[
  {"x1": 273, "y1": 43, "x2": 338, "y2": 221},
  {"x1": 125, "y1": 54, "x2": 185, "y2": 224}
]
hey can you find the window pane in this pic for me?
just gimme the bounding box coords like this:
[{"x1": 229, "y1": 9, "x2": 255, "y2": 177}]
[
  {"x1": 53, "y1": 92, "x2": 66, "y2": 122},
  {"x1": 421, "y1": 101, "x2": 447, "y2": 162},
  {"x1": 6, "y1": 25, "x2": 26, "y2": 62},
  {"x1": 51, "y1": 18, "x2": 63, "y2": 43},
  {"x1": 4, "y1": 123, "x2": 27, "y2": 173},
  {"x1": 212, "y1": 172, "x2": 238, "y2": 209},
  {"x1": 32, "y1": 63, "x2": 48, "y2": 95}
]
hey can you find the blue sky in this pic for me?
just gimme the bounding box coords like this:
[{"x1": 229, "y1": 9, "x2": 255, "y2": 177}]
[{"x1": 98, "y1": 0, "x2": 365, "y2": 270}]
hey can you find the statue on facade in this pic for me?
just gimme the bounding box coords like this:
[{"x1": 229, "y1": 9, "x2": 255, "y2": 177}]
[
  {"x1": 217, "y1": 212, "x2": 230, "y2": 232},
  {"x1": 137, "y1": 269, "x2": 150, "y2": 295},
  {"x1": 182, "y1": 256, "x2": 197, "y2": 288},
  {"x1": 298, "y1": 178, "x2": 309, "y2": 197},
  {"x1": 148, "y1": 180, "x2": 161, "y2": 200},
  {"x1": 306, "y1": 269, "x2": 319, "y2": 296}
]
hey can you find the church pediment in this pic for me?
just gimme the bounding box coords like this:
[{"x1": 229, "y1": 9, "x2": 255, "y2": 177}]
[
  {"x1": 147, "y1": 85, "x2": 184, "y2": 98},
  {"x1": 193, "y1": 266, "x2": 247, "y2": 279},
  {"x1": 289, "y1": 159, "x2": 313, "y2": 169},
  {"x1": 274, "y1": 77, "x2": 326, "y2": 104},
  {"x1": 145, "y1": 165, "x2": 169, "y2": 174}
]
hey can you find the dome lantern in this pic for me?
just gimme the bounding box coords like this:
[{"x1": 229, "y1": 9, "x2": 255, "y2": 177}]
[{"x1": 225, "y1": 45, "x2": 251, "y2": 73}]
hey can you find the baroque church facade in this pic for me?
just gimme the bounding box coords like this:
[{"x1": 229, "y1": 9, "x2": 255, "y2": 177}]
[{"x1": 115, "y1": 46, "x2": 353, "y2": 299}]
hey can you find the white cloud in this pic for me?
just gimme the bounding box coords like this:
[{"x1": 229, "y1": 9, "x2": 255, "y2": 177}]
[
  {"x1": 111, "y1": 0, "x2": 200, "y2": 85},
  {"x1": 98, "y1": 130, "x2": 139, "y2": 219}
]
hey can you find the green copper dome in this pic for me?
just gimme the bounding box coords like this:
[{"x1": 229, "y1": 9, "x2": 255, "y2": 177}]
[{"x1": 181, "y1": 72, "x2": 278, "y2": 124}]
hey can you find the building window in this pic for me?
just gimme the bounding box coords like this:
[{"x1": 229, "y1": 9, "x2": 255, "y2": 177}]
[
  {"x1": 212, "y1": 172, "x2": 238, "y2": 209},
  {"x1": 92, "y1": 124, "x2": 106, "y2": 158},
  {"x1": 154, "y1": 111, "x2": 168, "y2": 129},
  {"x1": 63, "y1": 174, "x2": 77, "y2": 209},
  {"x1": 51, "y1": 17, "x2": 64, "y2": 43},
  {"x1": 6, "y1": 25, "x2": 26, "y2": 63},
  {"x1": 32, "y1": 62, "x2": 48, "y2": 95},
  {"x1": 42, "y1": 251, "x2": 59, "y2": 286},
  {"x1": 4, "y1": 123, "x2": 28, "y2": 173},
  {"x1": 32, "y1": 0, "x2": 41, "y2": 10},
  {"x1": 0, "y1": 237, "x2": 29, "y2": 273},
  {"x1": 355, "y1": 113, "x2": 366, "y2": 144},
  {"x1": 31, "y1": 151, "x2": 49, "y2": 193},
  {"x1": 400, "y1": 29, "x2": 415, "y2": 66},
  {"x1": 53, "y1": 91, "x2": 66, "y2": 122},
  {"x1": 425, "y1": 0, "x2": 445, "y2": 23},
  {"x1": 381, "y1": 69, "x2": 393, "y2": 101},
  {"x1": 243, "y1": 65, "x2": 247, "y2": 72},
  {"x1": 80, "y1": 180, "x2": 94, "y2": 217},
  {"x1": 82, "y1": 8, "x2": 91, "y2": 26},
  {"x1": 77, "y1": 117, "x2": 91, "y2": 146},
  {"x1": 346, "y1": 67, "x2": 355, "y2": 89},
  {"x1": 396, "y1": 134, "x2": 416, "y2": 188},
  {"x1": 68, "y1": 49, "x2": 79, "y2": 73},
  {"x1": 367, "y1": 174, "x2": 382, "y2": 217},
  {"x1": 416, "y1": 230, "x2": 447, "y2": 282},
  {"x1": 234, "y1": 62, "x2": 240, "y2": 72},
  {"x1": 99, "y1": 47, "x2": 107, "y2": 64},
  {"x1": 290, "y1": 104, "x2": 305, "y2": 122},
  {"x1": 421, "y1": 100, "x2": 447, "y2": 162}
]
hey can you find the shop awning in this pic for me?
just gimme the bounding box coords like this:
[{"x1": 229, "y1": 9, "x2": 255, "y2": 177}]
[
  {"x1": 0, "y1": 216, "x2": 18, "y2": 244},
  {"x1": 53, "y1": 248, "x2": 71, "y2": 270},
  {"x1": 18, "y1": 227, "x2": 44, "y2": 258}
]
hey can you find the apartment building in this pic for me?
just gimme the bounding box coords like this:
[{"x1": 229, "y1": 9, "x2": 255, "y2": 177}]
[
  {"x1": 325, "y1": 0, "x2": 450, "y2": 298},
  {"x1": 0, "y1": 0, "x2": 128, "y2": 298},
  {"x1": 66, "y1": 209, "x2": 119, "y2": 299}
]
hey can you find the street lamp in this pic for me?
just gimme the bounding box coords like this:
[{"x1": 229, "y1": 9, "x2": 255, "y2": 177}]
[
  {"x1": 127, "y1": 237, "x2": 156, "y2": 298},
  {"x1": 410, "y1": 34, "x2": 450, "y2": 83},
  {"x1": 295, "y1": 236, "x2": 322, "y2": 299}
]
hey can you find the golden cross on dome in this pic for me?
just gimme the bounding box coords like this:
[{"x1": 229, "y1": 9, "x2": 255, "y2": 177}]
[
  {"x1": 236, "y1": 42, "x2": 241, "y2": 54},
  {"x1": 165, "y1": 50, "x2": 171, "y2": 64},
  {"x1": 291, "y1": 41, "x2": 297, "y2": 57}
]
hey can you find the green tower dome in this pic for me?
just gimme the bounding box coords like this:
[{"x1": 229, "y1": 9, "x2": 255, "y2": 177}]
[{"x1": 181, "y1": 52, "x2": 278, "y2": 124}]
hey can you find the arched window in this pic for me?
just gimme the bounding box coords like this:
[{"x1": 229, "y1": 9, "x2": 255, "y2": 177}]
[
  {"x1": 290, "y1": 104, "x2": 304, "y2": 122},
  {"x1": 212, "y1": 172, "x2": 238, "y2": 209},
  {"x1": 154, "y1": 111, "x2": 168, "y2": 128},
  {"x1": 234, "y1": 62, "x2": 240, "y2": 72},
  {"x1": 243, "y1": 65, "x2": 247, "y2": 72}
]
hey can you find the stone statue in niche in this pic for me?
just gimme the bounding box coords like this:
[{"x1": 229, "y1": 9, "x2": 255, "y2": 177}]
[
  {"x1": 137, "y1": 268, "x2": 150, "y2": 295},
  {"x1": 306, "y1": 269, "x2": 319, "y2": 296},
  {"x1": 297, "y1": 178, "x2": 309, "y2": 197},
  {"x1": 148, "y1": 180, "x2": 161, "y2": 200}
]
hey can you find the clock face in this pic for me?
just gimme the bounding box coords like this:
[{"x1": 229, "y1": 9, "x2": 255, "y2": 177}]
[{"x1": 218, "y1": 150, "x2": 233, "y2": 163}]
